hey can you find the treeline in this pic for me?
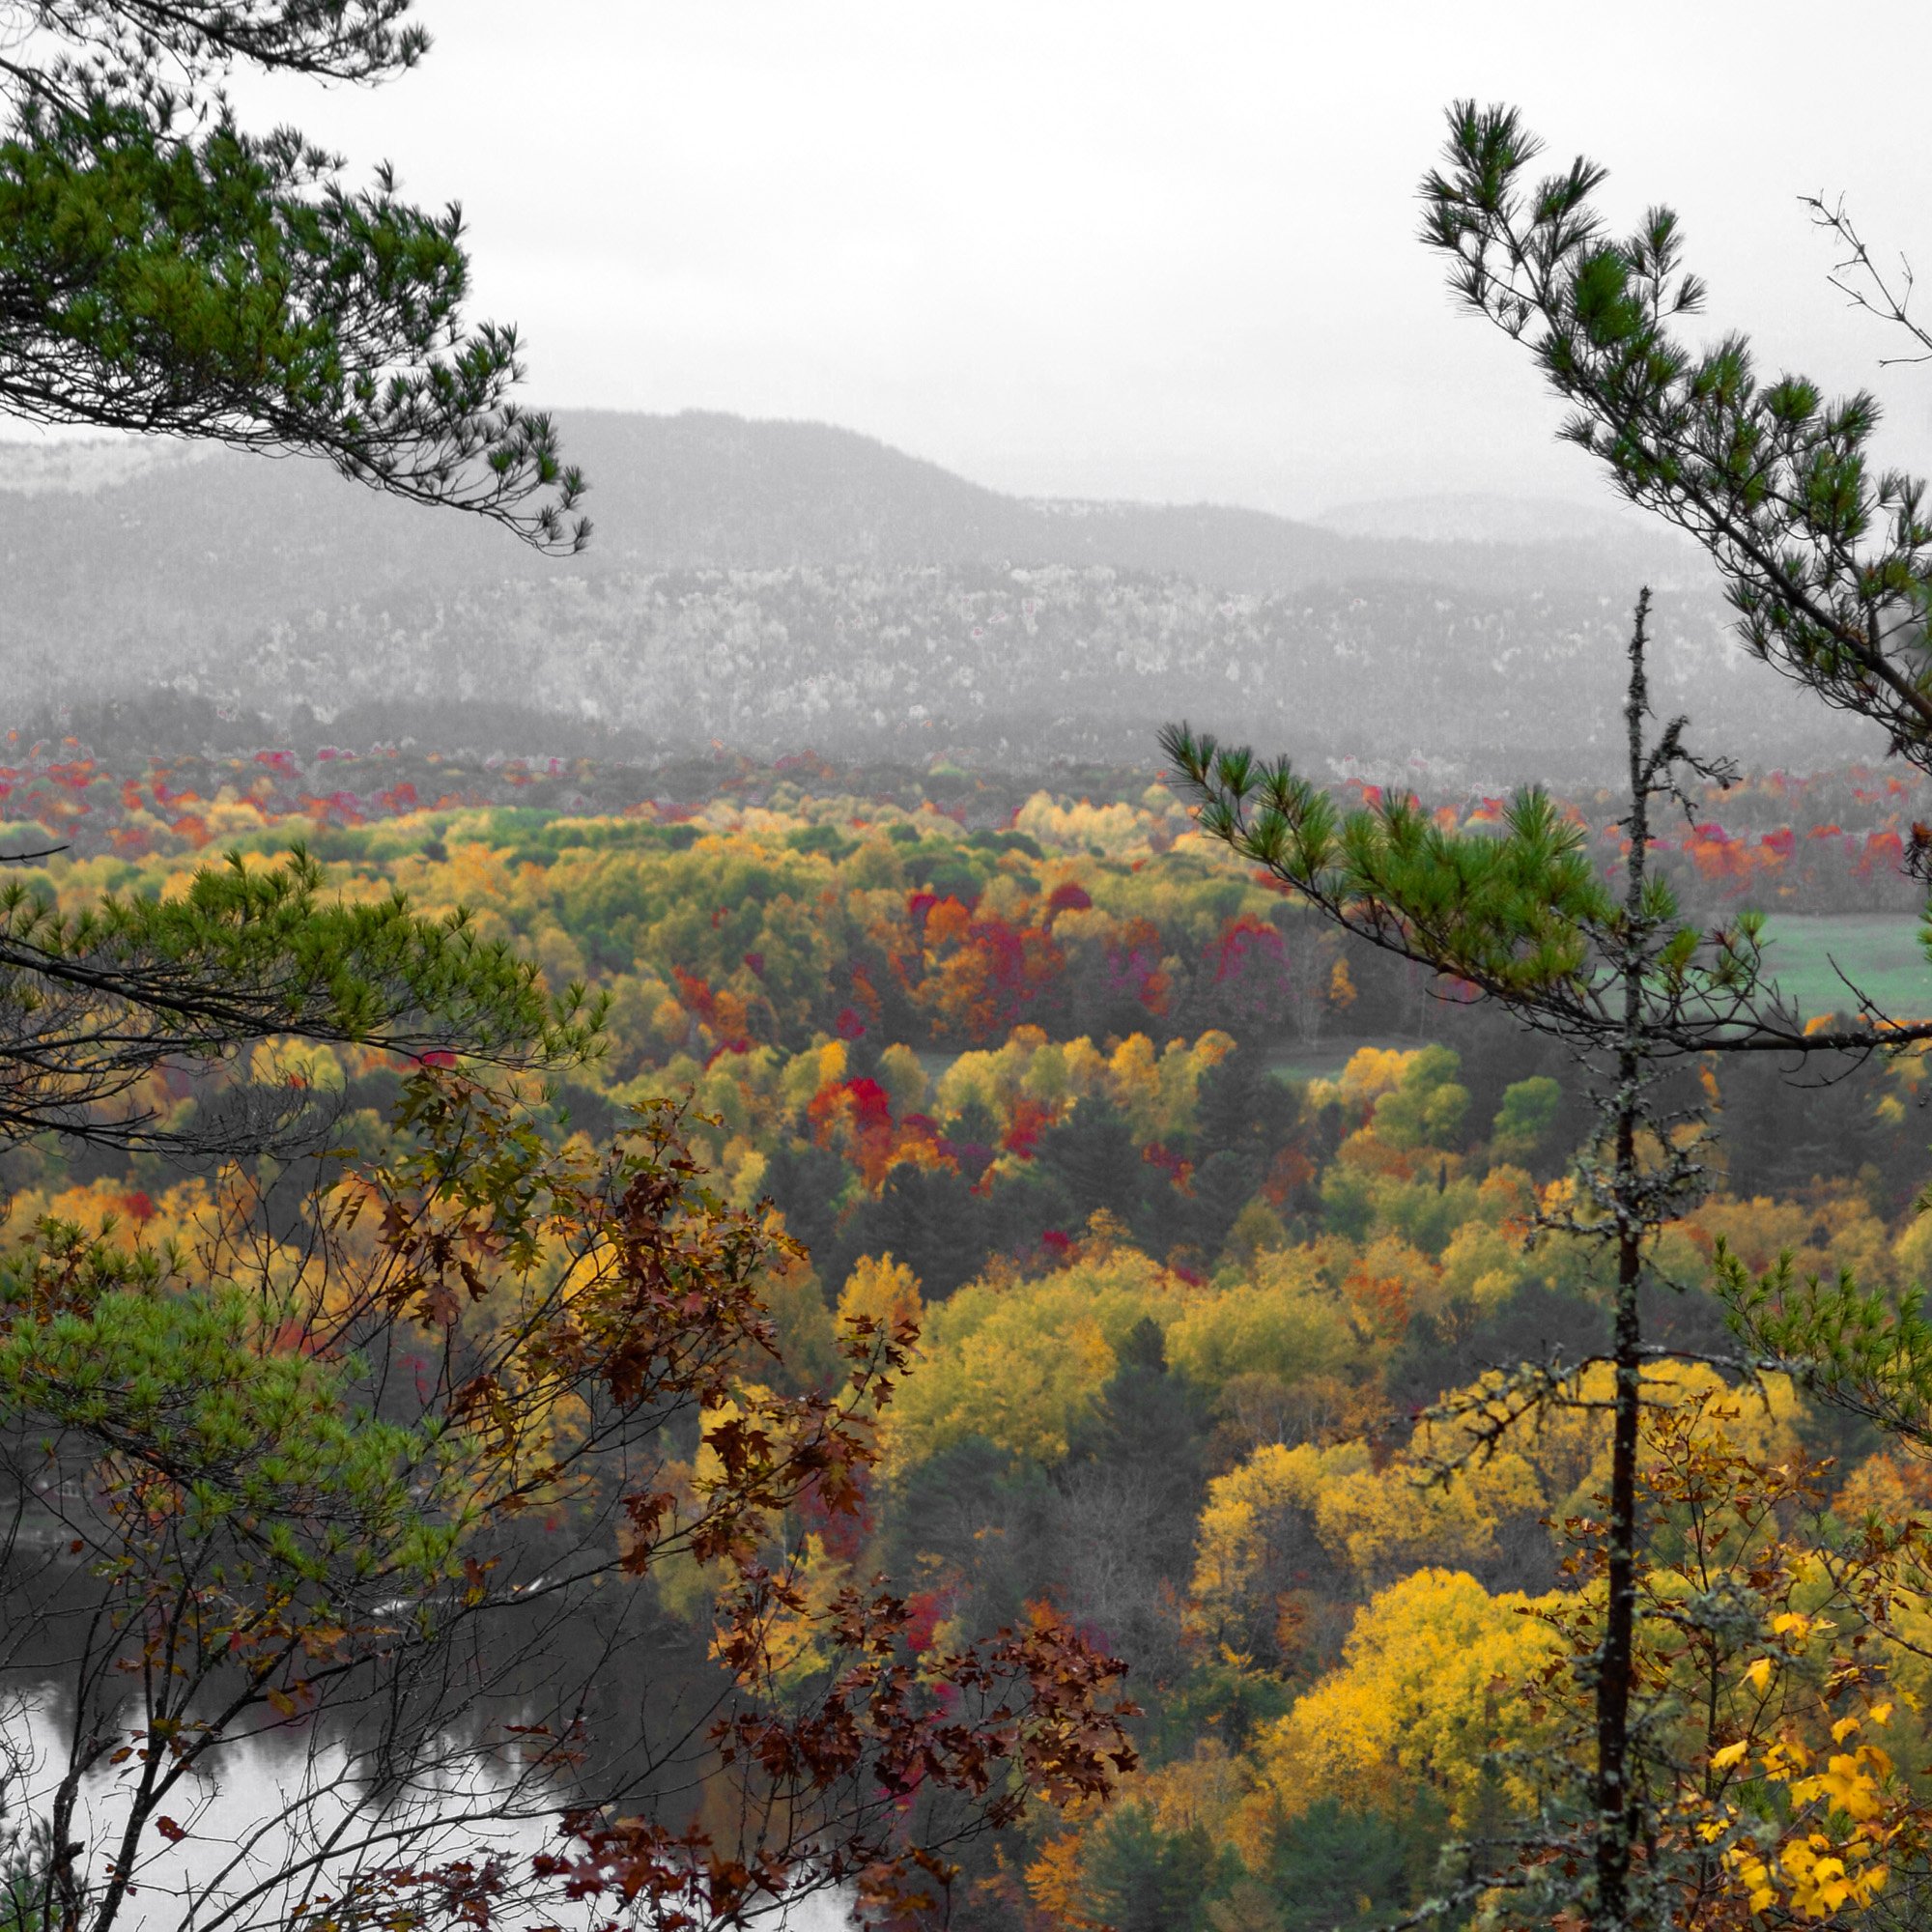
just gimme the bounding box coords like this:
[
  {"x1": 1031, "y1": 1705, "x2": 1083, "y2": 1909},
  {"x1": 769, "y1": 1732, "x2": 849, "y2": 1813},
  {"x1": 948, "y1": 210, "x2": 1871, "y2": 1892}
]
[{"x1": 2, "y1": 731, "x2": 1926, "y2": 915}]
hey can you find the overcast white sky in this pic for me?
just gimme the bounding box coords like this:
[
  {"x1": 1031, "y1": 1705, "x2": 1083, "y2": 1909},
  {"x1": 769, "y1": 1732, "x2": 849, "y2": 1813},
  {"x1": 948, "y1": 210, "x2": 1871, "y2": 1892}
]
[{"x1": 217, "y1": 1, "x2": 1932, "y2": 517}]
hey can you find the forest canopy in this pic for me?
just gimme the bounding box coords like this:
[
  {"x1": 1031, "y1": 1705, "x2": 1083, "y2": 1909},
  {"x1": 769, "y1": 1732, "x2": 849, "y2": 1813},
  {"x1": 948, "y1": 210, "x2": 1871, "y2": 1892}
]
[{"x1": 7, "y1": 759, "x2": 1932, "y2": 1926}]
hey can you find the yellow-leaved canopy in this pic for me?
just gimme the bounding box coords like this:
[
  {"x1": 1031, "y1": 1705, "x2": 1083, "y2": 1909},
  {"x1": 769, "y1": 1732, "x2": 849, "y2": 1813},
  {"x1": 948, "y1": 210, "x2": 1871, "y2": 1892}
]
[
  {"x1": 837, "y1": 1252, "x2": 925, "y2": 1337},
  {"x1": 877, "y1": 1245, "x2": 1186, "y2": 1470},
  {"x1": 1256, "y1": 1567, "x2": 1564, "y2": 1830},
  {"x1": 1163, "y1": 1240, "x2": 1361, "y2": 1387},
  {"x1": 878, "y1": 1236, "x2": 1378, "y2": 1474}
]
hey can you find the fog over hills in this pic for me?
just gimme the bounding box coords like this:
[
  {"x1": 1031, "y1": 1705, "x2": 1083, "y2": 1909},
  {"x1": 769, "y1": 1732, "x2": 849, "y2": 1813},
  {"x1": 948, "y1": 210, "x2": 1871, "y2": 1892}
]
[
  {"x1": 1312, "y1": 493, "x2": 1678, "y2": 550},
  {"x1": 0, "y1": 411, "x2": 1884, "y2": 780}
]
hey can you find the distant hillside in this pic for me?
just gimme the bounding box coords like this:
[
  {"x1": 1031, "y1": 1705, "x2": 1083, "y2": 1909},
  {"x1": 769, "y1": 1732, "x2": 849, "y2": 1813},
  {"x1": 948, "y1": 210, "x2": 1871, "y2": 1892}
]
[
  {"x1": 1315, "y1": 492, "x2": 1674, "y2": 551},
  {"x1": 0, "y1": 411, "x2": 1687, "y2": 599},
  {"x1": 0, "y1": 411, "x2": 1884, "y2": 776}
]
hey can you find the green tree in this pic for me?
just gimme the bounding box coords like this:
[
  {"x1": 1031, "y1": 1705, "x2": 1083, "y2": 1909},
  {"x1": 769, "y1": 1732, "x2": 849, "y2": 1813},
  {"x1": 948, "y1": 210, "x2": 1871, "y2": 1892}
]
[
  {"x1": 1369, "y1": 1043, "x2": 1469, "y2": 1151},
  {"x1": 1185, "y1": 1044, "x2": 1299, "y2": 1255},
  {"x1": 1490, "y1": 1073, "x2": 1562, "y2": 1167},
  {"x1": 1, "y1": 1, "x2": 585, "y2": 549},
  {"x1": 1418, "y1": 99, "x2": 1932, "y2": 769},
  {"x1": 1037, "y1": 1096, "x2": 1150, "y2": 1235},
  {"x1": 846, "y1": 1159, "x2": 986, "y2": 1298},
  {"x1": 1264, "y1": 1796, "x2": 1438, "y2": 1932},
  {"x1": 0, "y1": 846, "x2": 601, "y2": 1151},
  {"x1": 1424, "y1": 82, "x2": 1932, "y2": 1566},
  {"x1": 1067, "y1": 1316, "x2": 1208, "y2": 1584},
  {"x1": 1081, "y1": 1803, "x2": 1219, "y2": 1932}
]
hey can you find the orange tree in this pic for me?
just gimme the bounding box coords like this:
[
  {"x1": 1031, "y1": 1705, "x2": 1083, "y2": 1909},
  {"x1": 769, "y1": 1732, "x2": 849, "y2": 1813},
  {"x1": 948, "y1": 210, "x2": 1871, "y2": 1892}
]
[{"x1": 0, "y1": 1068, "x2": 1133, "y2": 1932}]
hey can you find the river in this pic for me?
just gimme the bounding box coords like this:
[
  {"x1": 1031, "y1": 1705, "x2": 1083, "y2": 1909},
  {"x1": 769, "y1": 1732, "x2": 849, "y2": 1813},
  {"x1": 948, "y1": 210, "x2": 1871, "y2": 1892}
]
[{"x1": 7, "y1": 1701, "x2": 856, "y2": 1931}]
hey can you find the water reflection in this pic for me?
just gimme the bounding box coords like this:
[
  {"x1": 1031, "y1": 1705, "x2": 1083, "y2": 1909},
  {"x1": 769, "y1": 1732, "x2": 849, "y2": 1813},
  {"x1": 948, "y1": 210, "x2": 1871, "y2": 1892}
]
[{"x1": 9, "y1": 1700, "x2": 855, "y2": 1931}]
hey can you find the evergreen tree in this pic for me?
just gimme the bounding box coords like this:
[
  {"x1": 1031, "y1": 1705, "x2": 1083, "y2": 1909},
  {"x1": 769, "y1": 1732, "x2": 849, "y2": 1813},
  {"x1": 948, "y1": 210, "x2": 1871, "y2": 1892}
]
[
  {"x1": 1420, "y1": 100, "x2": 1932, "y2": 773},
  {"x1": 1384, "y1": 1279, "x2": 1606, "y2": 1428},
  {"x1": 848, "y1": 1160, "x2": 984, "y2": 1299},
  {"x1": 880, "y1": 1435, "x2": 1056, "y2": 1630},
  {"x1": 0, "y1": 845, "x2": 600, "y2": 1151},
  {"x1": 1037, "y1": 1095, "x2": 1148, "y2": 1233},
  {"x1": 942, "y1": 1095, "x2": 1001, "y2": 1185},
  {"x1": 1717, "y1": 1050, "x2": 1897, "y2": 1203},
  {"x1": 0, "y1": 2, "x2": 585, "y2": 548},
  {"x1": 1081, "y1": 1804, "x2": 1220, "y2": 1932},
  {"x1": 1164, "y1": 103, "x2": 1932, "y2": 1925},
  {"x1": 1069, "y1": 1316, "x2": 1208, "y2": 1556},
  {"x1": 0, "y1": 7, "x2": 597, "y2": 1146},
  {"x1": 1265, "y1": 1798, "x2": 1438, "y2": 1932},
  {"x1": 1411, "y1": 99, "x2": 1932, "y2": 1458},
  {"x1": 1194, "y1": 1042, "x2": 1297, "y2": 1160},
  {"x1": 1183, "y1": 1043, "x2": 1297, "y2": 1254},
  {"x1": 760, "y1": 1137, "x2": 853, "y2": 1282},
  {"x1": 1049, "y1": 1319, "x2": 1210, "y2": 1678},
  {"x1": 1151, "y1": 101, "x2": 1932, "y2": 1917}
]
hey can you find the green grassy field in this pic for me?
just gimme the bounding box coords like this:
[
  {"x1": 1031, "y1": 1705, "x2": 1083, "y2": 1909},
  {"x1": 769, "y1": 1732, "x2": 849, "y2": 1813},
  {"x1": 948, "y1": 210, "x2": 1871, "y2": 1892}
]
[
  {"x1": 1259, "y1": 922, "x2": 1930, "y2": 1069},
  {"x1": 1747, "y1": 915, "x2": 1927, "y2": 1019}
]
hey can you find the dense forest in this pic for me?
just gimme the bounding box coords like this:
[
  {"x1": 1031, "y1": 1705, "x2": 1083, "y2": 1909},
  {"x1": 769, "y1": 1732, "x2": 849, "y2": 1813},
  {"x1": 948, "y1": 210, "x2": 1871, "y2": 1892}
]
[{"x1": 10, "y1": 750, "x2": 1932, "y2": 1928}]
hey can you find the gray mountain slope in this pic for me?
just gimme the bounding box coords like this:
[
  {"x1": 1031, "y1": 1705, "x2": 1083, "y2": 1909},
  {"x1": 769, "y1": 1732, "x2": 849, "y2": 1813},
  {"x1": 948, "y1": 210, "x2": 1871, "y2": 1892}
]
[{"x1": 0, "y1": 411, "x2": 1883, "y2": 777}]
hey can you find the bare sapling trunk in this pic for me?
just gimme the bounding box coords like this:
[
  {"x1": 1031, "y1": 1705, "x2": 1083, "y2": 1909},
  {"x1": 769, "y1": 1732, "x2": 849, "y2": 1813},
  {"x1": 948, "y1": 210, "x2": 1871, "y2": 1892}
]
[{"x1": 1595, "y1": 592, "x2": 1656, "y2": 1928}]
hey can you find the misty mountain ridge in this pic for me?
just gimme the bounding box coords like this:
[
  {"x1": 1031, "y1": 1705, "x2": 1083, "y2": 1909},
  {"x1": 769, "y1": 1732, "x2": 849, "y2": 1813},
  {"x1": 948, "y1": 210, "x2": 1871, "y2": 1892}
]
[
  {"x1": 1314, "y1": 491, "x2": 1697, "y2": 556},
  {"x1": 0, "y1": 410, "x2": 1881, "y2": 779}
]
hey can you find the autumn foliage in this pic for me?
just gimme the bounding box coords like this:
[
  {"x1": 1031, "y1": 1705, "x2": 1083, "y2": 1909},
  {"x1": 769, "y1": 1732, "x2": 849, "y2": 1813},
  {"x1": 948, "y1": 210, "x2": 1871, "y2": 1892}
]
[{"x1": 10, "y1": 775, "x2": 1932, "y2": 1929}]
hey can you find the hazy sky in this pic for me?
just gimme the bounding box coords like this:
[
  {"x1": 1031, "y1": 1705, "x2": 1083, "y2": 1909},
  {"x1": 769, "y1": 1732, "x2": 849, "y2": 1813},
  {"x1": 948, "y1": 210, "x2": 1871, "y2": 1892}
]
[{"x1": 201, "y1": 2, "x2": 1932, "y2": 517}]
